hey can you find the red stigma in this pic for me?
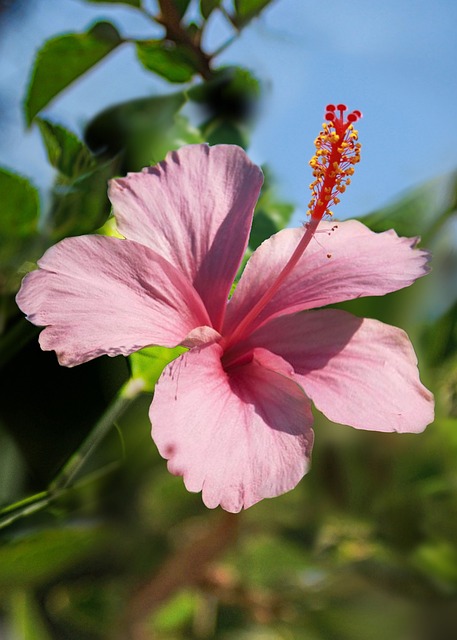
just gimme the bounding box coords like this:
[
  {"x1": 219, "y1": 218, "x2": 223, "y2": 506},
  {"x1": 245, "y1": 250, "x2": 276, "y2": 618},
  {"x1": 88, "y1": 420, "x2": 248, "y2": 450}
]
[{"x1": 307, "y1": 104, "x2": 362, "y2": 221}]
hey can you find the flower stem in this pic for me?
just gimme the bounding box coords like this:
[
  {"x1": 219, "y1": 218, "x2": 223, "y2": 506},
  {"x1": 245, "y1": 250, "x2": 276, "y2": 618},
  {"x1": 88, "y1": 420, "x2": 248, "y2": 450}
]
[
  {"x1": 48, "y1": 378, "x2": 143, "y2": 494},
  {"x1": 0, "y1": 380, "x2": 143, "y2": 531}
]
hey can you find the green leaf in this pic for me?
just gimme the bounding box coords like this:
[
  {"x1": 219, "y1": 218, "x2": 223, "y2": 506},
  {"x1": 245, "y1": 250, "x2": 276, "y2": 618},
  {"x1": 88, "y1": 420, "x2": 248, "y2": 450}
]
[
  {"x1": 84, "y1": 92, "x2": 187, "y2": 171},
  {"x1": 36, "y1": 118, "x2": 96, "y2": 179},
  {"x1": 47, "y1": 156, "x2": 119, "y2": 239},
  {"x1": 189, "y1": 66, "x2": 260, "y2": 122},
  {"x1": 136, "y1": 40, "x2": 199, "y2": 83},
  {"x1": 129, "y1": 346, "x2": 186, "y2": 392},
  {"x1": 200, "y1": 0, "x2": 221, "y2": 19},
  {"x1": 203, "y1": 119, "x2": 248, "y2": 147},
  {"x1": 24, "y1": 21, "x2": 122, "y2": 125},
  {"x1": 151, "y1": 590, "x2": 198, "y2": 632},
  {"x1": 0, "y1": 526, "x2": 112, "y2": 587},
  {"x1": 413, "y1": 541, "x2": 457, "y2": 588},
  {"x1": 0, "y1": 169, "x2": 40, "y2": 237},
  {"x1": 0, "y1": 169, "x2": 40, "y2": 294},
  {"x1": 249, "y1": 167, "x2": 294, "y2": 250},
  {"x1": 233, "y1": 0, "x2": 274, "y2": 26},
  {"x1": 83, "y1": 0, "x2": 141, "y2": 5}
]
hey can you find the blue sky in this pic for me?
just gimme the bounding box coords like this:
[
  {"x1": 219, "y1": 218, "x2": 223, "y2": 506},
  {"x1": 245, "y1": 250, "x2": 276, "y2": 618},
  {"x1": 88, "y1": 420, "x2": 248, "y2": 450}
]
[{"x1": 1, "y1": 0, "x2": 457, "y2": 225}]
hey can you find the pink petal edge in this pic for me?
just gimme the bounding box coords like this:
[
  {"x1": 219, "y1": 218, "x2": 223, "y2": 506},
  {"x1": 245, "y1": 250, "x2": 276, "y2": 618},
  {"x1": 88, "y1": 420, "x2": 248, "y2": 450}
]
[
  {"x1": 150, "y1": 343, "x2": 314, "y2": 512},
  {"x1": 224, "y1": 219, "x2": 430, "y2": 339},
  {"x1": 16, "y1": 235, "x2": 211, "y2": 366},
  {"x1": 109, "y1": 144, "x2": 263, "y2": 331},
  {"x1": 243, "y1": 309, "x2": 434, "y2": 433}
]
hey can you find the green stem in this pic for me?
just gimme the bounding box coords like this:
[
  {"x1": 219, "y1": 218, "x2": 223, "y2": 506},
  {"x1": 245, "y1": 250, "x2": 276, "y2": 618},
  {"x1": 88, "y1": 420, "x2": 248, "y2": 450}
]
[
  {"x1": 0, "y1": 379, "x2": 143, "y2": 530},
  {"x1": 48, "y1": 378, "x2": 143, "y2": 494},
  {"x1": 0, "y1": 493, "x2": 51, "y2": 530}
]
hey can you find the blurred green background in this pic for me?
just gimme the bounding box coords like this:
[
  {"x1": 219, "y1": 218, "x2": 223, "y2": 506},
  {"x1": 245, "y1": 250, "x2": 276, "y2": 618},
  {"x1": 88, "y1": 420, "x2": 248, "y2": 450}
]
[{"x1": 1, "y1": 1, "x2": 457, "y2": 639}]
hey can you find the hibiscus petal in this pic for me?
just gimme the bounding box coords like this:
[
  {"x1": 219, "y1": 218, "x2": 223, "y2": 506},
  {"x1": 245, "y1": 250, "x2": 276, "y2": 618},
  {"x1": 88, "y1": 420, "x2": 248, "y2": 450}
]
[
  {"x1": 16, "y1": 235, "x2": 212, "y2": 366},
  {"x1": 109, "y1": 144, "x2": 263, "y2": 330},
  {"x1": 245, "y1": 309, "x2": 434, "y2": 433},
  {"x1": 224, "y1": 220, "x2": 430, "y2": 337},
  {"x1": 150, "y1": 344, "x2": 314, "y2": 512}
]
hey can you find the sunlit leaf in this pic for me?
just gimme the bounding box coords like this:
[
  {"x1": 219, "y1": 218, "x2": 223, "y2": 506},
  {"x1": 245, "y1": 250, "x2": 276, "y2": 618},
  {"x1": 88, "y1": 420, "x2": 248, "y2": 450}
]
[
  {"x1": 151, "y1": 590, "x2": 198, "y2": 632},
  {"x1": 413, "y1": 541, "x2": 457, "y2": 589},
  {"x1": 129, "y1": 346, "x2": 186, "y2": 392},
  {"x1": 24, "y1": 21, "x2": 122, "y2": 125},
  {"x1": 136, "y1": 40, "x2": 199, "y2": 83},
  {"x1": 36, "y1": 118, "x2": 96, "y2": 179},
  {"x1": 170, "y1": 114, "x2": 205, "y2": 146}
]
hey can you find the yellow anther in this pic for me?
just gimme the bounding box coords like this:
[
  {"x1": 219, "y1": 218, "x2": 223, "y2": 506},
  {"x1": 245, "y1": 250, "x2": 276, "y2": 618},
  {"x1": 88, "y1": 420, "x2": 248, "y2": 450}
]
[{"x1": 306, "y1": 106, "x2": 361, "y2": 220}]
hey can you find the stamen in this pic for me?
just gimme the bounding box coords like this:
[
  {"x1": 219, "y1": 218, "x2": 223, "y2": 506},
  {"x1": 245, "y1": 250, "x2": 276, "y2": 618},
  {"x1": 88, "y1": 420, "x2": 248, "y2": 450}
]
[
  {"x1": 307, "y1": 104, "x2": 362, "y2": 221},
  {"x1": 222, "y1": 105, "x2": 361, "y2": 352}
]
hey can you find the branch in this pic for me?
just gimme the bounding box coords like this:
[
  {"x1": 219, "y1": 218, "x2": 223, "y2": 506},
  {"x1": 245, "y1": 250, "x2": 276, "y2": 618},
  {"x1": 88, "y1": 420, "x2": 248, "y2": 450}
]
[
  {"x1": 155, "y1": 0, "x2": 212, "y2": 80},
  {"x1": 121, "y1": 511, "x2": 240, "y2": 639}
]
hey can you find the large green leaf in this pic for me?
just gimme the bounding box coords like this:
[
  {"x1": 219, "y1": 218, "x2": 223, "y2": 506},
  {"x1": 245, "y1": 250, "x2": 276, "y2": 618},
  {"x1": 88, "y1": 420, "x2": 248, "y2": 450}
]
[
  {"x1": 84, "y1": 92, "x2": 187, "y2": 171},
  {"x1": 24, "y1": 21, "x2": 122, "y2": 125},
  {"x1": 46, "y1": 156, "x2": 119, "y2": 239},
  {"x1": 36, "y1": 118, "x2": 96, "y2": 179},
  {"x1": 0, "y1": 169, "x2": 40, "y2": 294},
  {"x1": 136, "y1": 40, "x2": 199, "y2": 83},
  {"x1": 203, "y1": 118, "x2": 248, "y2": 147}
]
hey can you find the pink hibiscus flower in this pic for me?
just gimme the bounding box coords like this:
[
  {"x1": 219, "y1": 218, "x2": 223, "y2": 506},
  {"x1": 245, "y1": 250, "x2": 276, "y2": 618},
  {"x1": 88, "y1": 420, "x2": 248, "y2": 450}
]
[{"x1": 16, "y1": 105, "x2": 434, "y2": 512}]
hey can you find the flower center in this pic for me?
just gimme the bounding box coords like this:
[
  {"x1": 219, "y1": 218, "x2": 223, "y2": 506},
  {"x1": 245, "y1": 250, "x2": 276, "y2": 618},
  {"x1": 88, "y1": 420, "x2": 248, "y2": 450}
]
[{"x1": 222, "y1": 105, "x2": 362, "y2": 351}]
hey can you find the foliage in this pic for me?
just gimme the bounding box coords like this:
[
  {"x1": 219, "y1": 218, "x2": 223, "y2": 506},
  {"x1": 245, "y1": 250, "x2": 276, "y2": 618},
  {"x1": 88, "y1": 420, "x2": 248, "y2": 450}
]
[{"x1": 1, "y1": 1, "x2": 457, "y2": 639}]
